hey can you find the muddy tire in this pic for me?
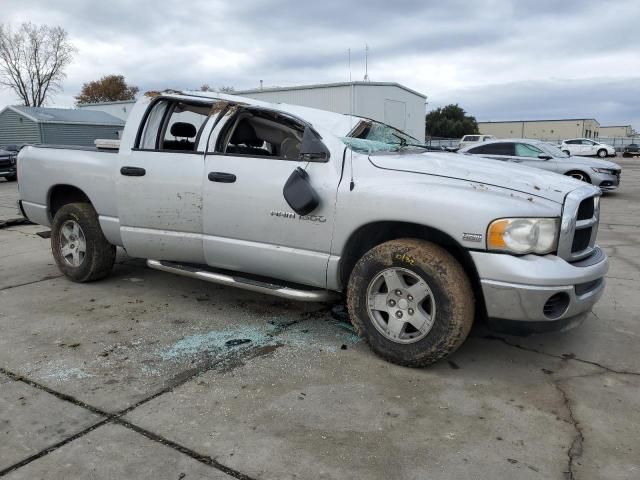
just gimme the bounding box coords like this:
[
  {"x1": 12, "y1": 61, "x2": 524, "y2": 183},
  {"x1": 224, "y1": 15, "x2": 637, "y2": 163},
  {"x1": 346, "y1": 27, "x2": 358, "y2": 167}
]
[
  {"x1": 51, "y1": 203, "x2": 116, "y2": 282},
  {"x1": 346, "y1": 239, "x2": 474, "y2": 367}
]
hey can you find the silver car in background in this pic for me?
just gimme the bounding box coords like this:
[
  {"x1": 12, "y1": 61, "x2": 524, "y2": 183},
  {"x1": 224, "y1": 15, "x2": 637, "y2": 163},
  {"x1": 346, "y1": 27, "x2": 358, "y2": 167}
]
[{"x1": 458, "y1": 139, "x2": 621, "y2": 191}]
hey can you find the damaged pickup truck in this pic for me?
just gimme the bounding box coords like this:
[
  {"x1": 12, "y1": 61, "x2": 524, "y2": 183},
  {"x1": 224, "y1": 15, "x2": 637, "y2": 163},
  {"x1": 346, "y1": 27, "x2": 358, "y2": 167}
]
[{"x1": 17, "y1": 90, "x2": 608, "y2": 367}]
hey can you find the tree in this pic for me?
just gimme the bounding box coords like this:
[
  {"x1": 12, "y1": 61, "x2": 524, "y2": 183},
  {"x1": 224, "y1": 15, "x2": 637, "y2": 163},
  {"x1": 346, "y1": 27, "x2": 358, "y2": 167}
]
[
  {"x1": 199, "y1": 84, "x2": 234, "y2": 93},
  {"x1": 425, "y1": 104, "x2": 479, "y2": 139},
  {"x1": 0, "y1": 22, "x2": 75, "y2": 107},
  {"x1": 75, "y1": 74, "x2": 139, "y2": 104}
]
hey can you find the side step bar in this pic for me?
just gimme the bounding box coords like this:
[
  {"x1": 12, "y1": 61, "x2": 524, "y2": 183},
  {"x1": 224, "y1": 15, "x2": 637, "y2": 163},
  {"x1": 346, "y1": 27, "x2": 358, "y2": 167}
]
[{"x1": 146, "y1": 260, "x2": 336, "y2": 302}]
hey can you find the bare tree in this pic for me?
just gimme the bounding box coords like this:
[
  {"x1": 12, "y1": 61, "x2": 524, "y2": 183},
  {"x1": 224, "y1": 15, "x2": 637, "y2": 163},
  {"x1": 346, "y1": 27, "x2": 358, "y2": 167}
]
[{"x1": 0, "y1": 23, "x2": 75, "y2": 107}]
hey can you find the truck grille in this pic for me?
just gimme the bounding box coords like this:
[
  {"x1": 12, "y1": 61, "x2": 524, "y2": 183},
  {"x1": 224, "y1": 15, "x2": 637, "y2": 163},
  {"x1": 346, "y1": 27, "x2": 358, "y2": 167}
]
[{"x1": 557, "y1": 187, "x2": 600, "y2": 262}]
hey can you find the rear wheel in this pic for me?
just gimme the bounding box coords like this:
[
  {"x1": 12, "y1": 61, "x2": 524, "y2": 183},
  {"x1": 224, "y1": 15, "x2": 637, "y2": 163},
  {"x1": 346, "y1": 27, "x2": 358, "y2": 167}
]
[
  {"x1": 566, "y1": 170, "x2": 591, "y2": 183},
  {"x1": 4, "y1": 174, "x2": 16, "y2": 182},
  {"x1": 562, "y1": 150, "x2": 570, "y2": 156},
  {"x1": 51, "y1": 203, "x2": 116, "y2": 282},
  {"x1": 346, "y1": 239, "x2": 474, "y2": 367}
]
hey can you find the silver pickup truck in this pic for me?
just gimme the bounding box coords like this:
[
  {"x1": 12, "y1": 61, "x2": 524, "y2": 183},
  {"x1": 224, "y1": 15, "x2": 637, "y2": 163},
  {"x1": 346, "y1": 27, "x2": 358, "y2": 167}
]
[{"x1": 17, "y1": 90, "x2": 608, "y2": 367}]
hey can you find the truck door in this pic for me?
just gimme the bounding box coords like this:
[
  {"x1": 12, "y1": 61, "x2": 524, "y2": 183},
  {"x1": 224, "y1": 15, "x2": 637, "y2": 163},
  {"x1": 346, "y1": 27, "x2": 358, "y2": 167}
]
[
  {"x1": 202, "y1": 107, "x2": 338, "y2": 288},
  {"x1": 116, "y1": 98, "x2": 211, "y2": 263}
]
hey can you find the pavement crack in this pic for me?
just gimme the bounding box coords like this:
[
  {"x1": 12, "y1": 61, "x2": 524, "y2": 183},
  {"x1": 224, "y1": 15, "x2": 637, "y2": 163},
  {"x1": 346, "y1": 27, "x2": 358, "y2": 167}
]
[
  {"x1": 0, "y1": 275, "x2": 63, "y2": 292},
  {"x1": 0, "y1": 367, "x2": 111, "y2": 417},
  {"x1": 113, "y1": 418, "x2": 258, "y2": 480},
  {"x1": 0, "y1": 418, "x2": 111, "y2": 477},
  {"x1": 554, "y1": 382, "x2": 584, "y2": 480},
  {"x1": 482, "y1": 335, "x2": 640, "y2": 376}
]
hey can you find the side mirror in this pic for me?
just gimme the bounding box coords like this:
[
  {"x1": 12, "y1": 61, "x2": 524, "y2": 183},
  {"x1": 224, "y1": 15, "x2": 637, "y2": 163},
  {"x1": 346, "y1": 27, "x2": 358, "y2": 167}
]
[
  {"x1": 283, "y1": 167, "x2": 320, "y2": 215},
  {"x1": 299, "y1": 126, "x2": 330, "y2": 161},
  {"x1": 538, "y1": 154, "x2": 552, "y2": 160}
]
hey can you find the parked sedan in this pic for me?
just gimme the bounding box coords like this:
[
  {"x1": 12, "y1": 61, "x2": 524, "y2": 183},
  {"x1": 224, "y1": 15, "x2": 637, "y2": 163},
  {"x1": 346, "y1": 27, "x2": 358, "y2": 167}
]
[
  {"x1": 0, "y1": 148, "x2": 17, "y2": 181},
  {"x1": 622, "y1": 144, "x2": 640, "y2": 157},
  {"x1": 561, "y1": 138, "x2": 616, "y2": 158},
  {"x1": 459, "y1": 139, "x2": 621, "y2": 191}
]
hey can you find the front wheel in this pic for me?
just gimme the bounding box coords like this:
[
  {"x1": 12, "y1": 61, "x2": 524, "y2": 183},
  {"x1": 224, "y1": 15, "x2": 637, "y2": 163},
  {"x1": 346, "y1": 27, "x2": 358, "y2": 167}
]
[
  {"x1": 597, "y1": 149, "x2": 607, "y2": 158},
  {"x1": 51, "y1": 203, "x2": 116, "y2": 282},
  {"x1": 562, "y1": 150, "x2": 570, "y2": 156},
  {"x1": 346, "y1": 239, "x2": 474, "y2": 367},
  {"x1": 4, "y1": 174, "x2": 17, "y2": 182}
]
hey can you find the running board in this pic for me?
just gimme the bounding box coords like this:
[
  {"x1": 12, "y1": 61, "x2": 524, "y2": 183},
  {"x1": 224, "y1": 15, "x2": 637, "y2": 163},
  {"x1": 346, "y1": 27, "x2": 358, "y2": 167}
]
[{"x1": 146, "y1": 259, "x2": 336, "y2": 302}]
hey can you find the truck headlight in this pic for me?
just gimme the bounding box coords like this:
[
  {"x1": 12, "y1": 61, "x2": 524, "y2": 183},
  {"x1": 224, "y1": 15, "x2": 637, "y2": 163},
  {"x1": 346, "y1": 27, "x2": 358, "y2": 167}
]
[{"x1": 487, "y1": 218, "x2": 559, "y2": 254}]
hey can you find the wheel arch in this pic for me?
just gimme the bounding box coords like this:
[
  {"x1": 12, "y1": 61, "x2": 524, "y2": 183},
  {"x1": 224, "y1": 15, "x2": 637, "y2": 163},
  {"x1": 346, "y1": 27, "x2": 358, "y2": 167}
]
[
  {"x1": 48, "y1": 184, "x2": 93, "y2": 221},
  {"x1": 564, "y1": 170, "x2": 591, "y2": 183},
  {"x1": 338, "y1": 221, "x2": 485, "y2": 318}
]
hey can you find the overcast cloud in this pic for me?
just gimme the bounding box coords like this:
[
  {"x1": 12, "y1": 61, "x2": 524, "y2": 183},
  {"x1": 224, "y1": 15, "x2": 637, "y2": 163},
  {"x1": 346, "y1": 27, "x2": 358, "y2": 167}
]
[{"x1": 1, "y1": 0, "x2": 638, "y2": 127}]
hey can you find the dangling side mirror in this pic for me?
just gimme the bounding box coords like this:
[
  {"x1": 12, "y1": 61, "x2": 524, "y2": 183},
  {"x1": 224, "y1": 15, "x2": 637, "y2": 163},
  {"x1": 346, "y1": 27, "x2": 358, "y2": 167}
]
[
  {"x1": 299, "y1": 126, "x2": 330, "y2": 162},
  {"x1": 283, "y1": 167, "x2": 320, "y2": 215}
]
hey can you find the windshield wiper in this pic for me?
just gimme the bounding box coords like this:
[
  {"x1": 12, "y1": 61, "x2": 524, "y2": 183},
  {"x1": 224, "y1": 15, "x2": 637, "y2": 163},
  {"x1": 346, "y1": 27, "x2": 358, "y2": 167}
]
[{"x1": 394, "y1": 142, "x2": 446, "y2": 152}]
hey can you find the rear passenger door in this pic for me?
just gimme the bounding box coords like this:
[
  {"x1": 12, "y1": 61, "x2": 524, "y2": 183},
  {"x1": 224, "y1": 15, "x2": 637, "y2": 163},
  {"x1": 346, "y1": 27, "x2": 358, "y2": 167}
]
[
  {"x1": 467, "y1": 142, "x2": 515, "y2": 161},
  {"x1": 116, "y1": 98, "x2": 212, "y2": 263}
]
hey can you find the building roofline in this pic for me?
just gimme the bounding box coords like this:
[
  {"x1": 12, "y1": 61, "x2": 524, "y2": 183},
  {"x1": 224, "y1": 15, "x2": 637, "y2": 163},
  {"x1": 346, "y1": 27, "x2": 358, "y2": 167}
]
[
  {"x1": 478, "y1": 118, "x2": 599, "y2": 124},
  {"x1": 600, "y1": 125, "x2": 631, "y2": 128},
  {"x1": 40, "y1": 120, "x2": 124, "y2": 127},
  {"x1": 3, "y1": 105, "x2": 40, "y2": 123},
  {"x1": 3, "y1": 105, "x2": 123, "y2": 126},
  {"x1": 234, "y1": 81, "x2": 427, "y2": 99},
  {"x1": 76, "y1": 99, "x2": 137, "y2": 106}
]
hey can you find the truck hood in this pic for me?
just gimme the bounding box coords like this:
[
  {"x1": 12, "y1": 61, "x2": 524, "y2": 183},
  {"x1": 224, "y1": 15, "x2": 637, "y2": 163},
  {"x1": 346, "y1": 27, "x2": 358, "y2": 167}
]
[{"x1": 369, "y1": 151, "x2": 587, "y2": 204}]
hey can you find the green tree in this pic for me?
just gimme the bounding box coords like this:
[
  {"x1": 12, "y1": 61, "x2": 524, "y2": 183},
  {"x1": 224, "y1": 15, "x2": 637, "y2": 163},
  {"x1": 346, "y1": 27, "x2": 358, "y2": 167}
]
[
  {"x1": 75, "y1": 74, "x2": 138, "y2": 104},
  {"x1": 425, "y1": 104, "x2": 479, "y2": 138}
]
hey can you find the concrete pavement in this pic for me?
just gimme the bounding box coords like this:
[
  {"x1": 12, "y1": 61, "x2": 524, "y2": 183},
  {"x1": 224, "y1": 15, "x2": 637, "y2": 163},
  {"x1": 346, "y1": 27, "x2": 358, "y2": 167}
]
[{"x1": 1, "y1": 159, "x2": 639, "y2": 479}]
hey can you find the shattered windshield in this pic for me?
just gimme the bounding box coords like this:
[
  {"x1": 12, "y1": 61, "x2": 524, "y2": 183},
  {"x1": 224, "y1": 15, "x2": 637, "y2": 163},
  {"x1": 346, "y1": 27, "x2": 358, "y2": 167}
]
[{"x1": 341, "y1": 120, "x2": 423, "y2": 154}]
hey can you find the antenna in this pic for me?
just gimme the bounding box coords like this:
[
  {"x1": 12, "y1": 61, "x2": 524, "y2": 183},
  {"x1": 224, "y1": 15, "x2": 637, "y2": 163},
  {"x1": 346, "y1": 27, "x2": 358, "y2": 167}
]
[
  {"x1": 348, "y1": 48, "x2": 355, "y2": 191},
  {"x1": 364, "y1": 44, "x2": 369, "y2": 82}
]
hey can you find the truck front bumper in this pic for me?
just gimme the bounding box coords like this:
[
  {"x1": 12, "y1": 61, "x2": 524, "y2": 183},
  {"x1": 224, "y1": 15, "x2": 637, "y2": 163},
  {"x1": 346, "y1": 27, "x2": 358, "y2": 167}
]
[{"x1": 471, "y1": 247, "x2": 608, "y2": 323}]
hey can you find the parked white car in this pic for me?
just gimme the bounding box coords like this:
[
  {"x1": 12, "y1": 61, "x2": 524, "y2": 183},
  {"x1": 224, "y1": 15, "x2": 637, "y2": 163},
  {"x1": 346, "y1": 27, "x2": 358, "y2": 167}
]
[
  {"x1": 458, "y1": 134, "x2": 496, "y2": 149},
  {"x1": 561, "y1": 139, "x2": 616, "y2": 158}
]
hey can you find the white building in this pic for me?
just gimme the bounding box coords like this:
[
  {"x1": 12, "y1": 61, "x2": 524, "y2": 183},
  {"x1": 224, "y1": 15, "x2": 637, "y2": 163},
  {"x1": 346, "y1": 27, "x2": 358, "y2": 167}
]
[
  {"x1": 77, "y1": 100, "x2": 136, "y2": 121},
  {"x1": 234, "y1": 82, "x2": 427, "y2": 141},
  {"x1": 599, "y1": 125, "x2": 635, "y2": 137},
  {"x1": 478, "y1": 119, "x2": 601, "y2": 141},
  {"x1": 75, "y1": 82, "x2": 428, "y2": 140}
]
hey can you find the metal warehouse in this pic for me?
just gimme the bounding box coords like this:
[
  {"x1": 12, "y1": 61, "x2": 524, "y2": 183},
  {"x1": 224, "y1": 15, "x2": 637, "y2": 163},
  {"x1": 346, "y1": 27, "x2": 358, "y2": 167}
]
[
  {"x1": 0, "y1": 106, "x2": 124, "y2": 147},
  {"x1": 478, "y1": 118, "x2": 601, "y2": 141},
  {"x1": 76, "y1": 99, "x2": 135, "y2": 121},
  {"x1": 234, "y1": 82, "x2": 427, "y2": 141}
]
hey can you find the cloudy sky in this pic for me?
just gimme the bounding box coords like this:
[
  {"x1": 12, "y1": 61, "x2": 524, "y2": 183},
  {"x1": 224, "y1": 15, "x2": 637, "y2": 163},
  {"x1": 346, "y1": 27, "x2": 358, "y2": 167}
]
[{"x1": 2, "y1": 0, "x2": 639, "y2": 128}]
